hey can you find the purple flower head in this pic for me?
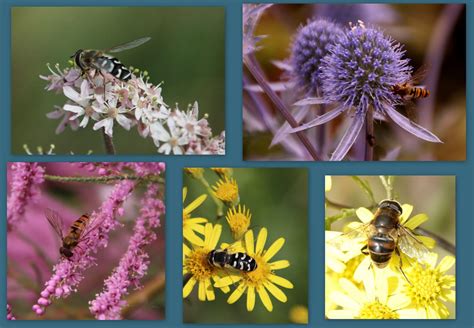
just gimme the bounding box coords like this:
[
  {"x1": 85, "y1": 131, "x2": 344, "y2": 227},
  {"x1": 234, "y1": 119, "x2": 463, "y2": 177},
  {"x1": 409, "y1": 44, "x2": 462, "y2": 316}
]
[
  {"x1": 33, "y1": 180, "x2": 136, "y2": 316},
  {"x1": 7, "y1": 163, "x2": 45, "y2": 230},
  {"x1": 288, "y1": 22, "x2": 441, "y2": 160},
  {"x1": 89, "y1": 183, "x2": 164, "y2": 320},
  {"x1": 291, "y1": 19, "x2": 344, "y2": 95}
]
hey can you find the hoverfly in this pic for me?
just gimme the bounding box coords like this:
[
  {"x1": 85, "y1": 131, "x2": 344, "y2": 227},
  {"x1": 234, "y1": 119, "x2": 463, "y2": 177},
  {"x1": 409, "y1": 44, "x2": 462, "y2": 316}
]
[
  {"x1": 328, "y1": 199, "x2": 431, "y2": 280},
  {"x1": 208, "y1": 248, "x2": 258, "y2": 272},
  {"x1": 71, "y1": 36, "x2": 151, "y2": 82},
  {"x1": 45, "y1": 208, "x2": 99, "y2": 259},
  {"x1": 391, "y1": 67, "x2": 430, "y2": 101}
]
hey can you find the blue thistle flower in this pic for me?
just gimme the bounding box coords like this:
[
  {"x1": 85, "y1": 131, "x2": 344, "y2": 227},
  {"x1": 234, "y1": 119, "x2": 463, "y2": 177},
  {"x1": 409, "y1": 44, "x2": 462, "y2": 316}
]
[
  {"x1": 288, "y1": 22, "x2": 441, "y2": 161},
  {"x1": 291, "y1": 19, "x2": 344, "y2": 95}
]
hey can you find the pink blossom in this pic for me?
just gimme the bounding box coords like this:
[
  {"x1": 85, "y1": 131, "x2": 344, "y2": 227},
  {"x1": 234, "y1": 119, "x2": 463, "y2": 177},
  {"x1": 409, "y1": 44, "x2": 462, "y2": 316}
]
[
  {"x1": 7, "y1": 163, "x2": 45, "y2": 230},
  {"x1": 33, "y1": 180, "x2": 136, "y2": 316},
  {"x1": 7, "y1": 304, "x2": 16, "y2": 320},
  {"x1": 76, "y1": 162, "x2": 165, "y2": 177},
  {"x1": 89, "y1": 183, "x2": 164, "y2": 319}
]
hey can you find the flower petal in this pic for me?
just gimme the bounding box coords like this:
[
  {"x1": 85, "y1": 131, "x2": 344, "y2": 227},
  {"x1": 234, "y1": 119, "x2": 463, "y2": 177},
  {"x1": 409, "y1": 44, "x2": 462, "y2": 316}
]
[
  {"x1": 269, "y1": 260, "x2": 290, "y2": 270},
  {"x1": 257, "y1": 285, "x2": 273, "y2": 312},
  {"x1": 400, "y1": 204, "x2": 414, "y2": 223},
  {"x1": 264, "y1": 281, "x2": 287, "y2": 302},
  {"x1": 255, "y1": 228, "x2": 267, "y2": 254},
  {"x1": 288, "y1": 105, "x2": 346, "y2": 134},
  {"x1": 208, "y1": 224, "x2": 222, "y2": 249},
  {"x1": 198, "y1": 280, "x2": 206, "y2": 301},
  {"x1": 183, "y1": 228, "x2": 204, "y2": 246},
  {"x1": 384, "y1": 105, "x2": 442, "y2": 143},
  {"x1": 214, "y1": 274, "x2": 242, "y2": 288},
  {"x1": 437, "y1": 255, "x2": 455, "y2": 273},
  {"x1": 183, "y1": 277, "x2": 196, "y2": 298},
  {"x1": 356, "y1": 207, "x2": 374, "y2": 223},
  {"x1": 228, "y1": 283, "x2": 246, "y2": 304},
  {"x1": 268, "y1": 274, "x2": 294, "y2": 289},
  {"x1": 247, "y1": 286, "x2": 256, "y2": 311},
  {"x1": 244, "y1": 230, "x2": 255, "y2": 255},
  {"x1": 184, "y1": 194, "x2": 208, "y2": 214},
  {"x1": 116, "y1": 114, "x2": 131, "y2": 130},
  {"x1": 205, "y1": 278, "x2": 215, "y2": 301},
  {"x1": 330, "y1": 113, "x2": 365, "y2": 161},
  {"x1": 263, "y1": 237, "x2": 285, "y2": 261}
]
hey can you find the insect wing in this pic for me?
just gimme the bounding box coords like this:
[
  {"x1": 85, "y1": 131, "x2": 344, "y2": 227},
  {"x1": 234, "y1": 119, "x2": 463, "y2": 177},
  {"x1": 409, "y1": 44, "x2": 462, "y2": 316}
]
[
  {"x1": 44, "y1": 208, "x2": 65, "y2": 240},
  {"x1": 76, "y1": 215, "x2": 101, "y2": 243},
  {"x1": 408, "y1": 66, "x2": 429, "y2": 85},
  {"x1": 108, "y1": 37, "x2": 151, "y2": 53},
  {"x1": 328, "y1": 222, "x2": 371, "y2": 251},
  {"x1": 397, "y1": 225, "x2": 431, "y2": 263}
]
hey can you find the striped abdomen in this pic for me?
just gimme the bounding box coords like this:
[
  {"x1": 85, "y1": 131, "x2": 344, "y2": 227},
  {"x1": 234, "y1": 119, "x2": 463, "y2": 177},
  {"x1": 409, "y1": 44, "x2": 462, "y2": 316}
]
[
  {"x1": 94, "y1": 56, "x2": 132, "y2": 81},
  {"x1": 367, "y1": 233, "x2": 395, "y2": 268},
  {"x1": 227, "y1": 252, "x2": 257, "y2": 272}
]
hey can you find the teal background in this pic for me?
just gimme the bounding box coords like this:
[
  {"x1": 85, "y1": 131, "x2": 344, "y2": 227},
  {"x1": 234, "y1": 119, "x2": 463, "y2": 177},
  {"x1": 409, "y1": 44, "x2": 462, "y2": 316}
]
[
  {"x1": 1, "y1": 0, "x2": 473, "y2": 327},
  {"x1": 11, "y1": 6, "x2": 225, "y2": 155}
]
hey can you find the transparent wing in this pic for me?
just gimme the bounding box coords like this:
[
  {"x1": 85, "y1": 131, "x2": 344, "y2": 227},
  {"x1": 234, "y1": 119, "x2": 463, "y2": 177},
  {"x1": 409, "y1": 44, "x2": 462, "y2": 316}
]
[
  {"x1": 327, "y1": 222, "x2": 372, "y2": 250},
  {"x1": 44, "y1": 208, "x2": 65, "y2": 239},
  {"x1": 108, "y1": 37, "x2": 151, "y2": 53},
  {"x1": 397, "y1": 225, "x2": 431, "y2": 263},
  {"x1": 408, "y1": 65, "x2": 429, "y2": 85},
  {"x1": 77, "y1": 215, "x2": 102, "y2": 243}
]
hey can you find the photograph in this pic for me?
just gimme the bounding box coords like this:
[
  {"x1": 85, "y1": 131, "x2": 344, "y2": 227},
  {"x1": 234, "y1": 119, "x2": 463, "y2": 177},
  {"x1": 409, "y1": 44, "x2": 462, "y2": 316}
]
[
  {"x1": 7, "y1": 162, "x2": 165, "y2": 320},
  {"x1": 243, "y1": 4, "x2": 465, "y2": 161},
  {"x1": 12, "y1": 7, "x2": 225, "y2": 155},
  {"x1": 182, "y1": 168, "x2": 308, "y2": 324},
  {"x1": 325, "y1": 176, "x2": 455, "y2": 319}
]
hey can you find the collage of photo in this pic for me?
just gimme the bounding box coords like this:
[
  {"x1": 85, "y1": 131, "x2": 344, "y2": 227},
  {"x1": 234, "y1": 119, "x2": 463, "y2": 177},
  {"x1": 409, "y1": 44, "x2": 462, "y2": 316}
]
[{"x1": 4, "y1": 2, "x2": 468, "y2": 327}]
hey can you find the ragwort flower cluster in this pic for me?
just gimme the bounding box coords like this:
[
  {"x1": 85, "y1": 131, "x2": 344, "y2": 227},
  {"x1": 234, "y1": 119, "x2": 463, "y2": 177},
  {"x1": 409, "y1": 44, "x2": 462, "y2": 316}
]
[
  {"x1": 325, "y1": 199, "x2": 455, "y2": 319},
  {"x1": 182, "y1": 168, "x2": 293, "y2": 312},
  {"x1": 41, "y1": 64, "x2": 225, "y2": 155}
]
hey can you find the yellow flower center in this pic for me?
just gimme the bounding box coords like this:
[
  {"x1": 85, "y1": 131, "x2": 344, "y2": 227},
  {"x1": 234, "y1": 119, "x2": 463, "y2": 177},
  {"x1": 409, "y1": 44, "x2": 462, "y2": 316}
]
[
  {"x1": 405, "y1": 265, "x2": 442, "y2": 307},
  {"x1": 358, "y1": 301, "x2": 399, "y2": 319},
  {"x1": 107, "y1": 106, "x2": 118, "y2": 118},
  {"x1": 241, "y1": 256, "x2": 271, "y2": 287},
  {"x1": 185, "y1": 248, "x2": 215, "y2": 281},
  {"x1": 226, "y1": 205, "x2": 251, "y2": 240},
  {"x1": 213, "y1": 178, "x2": 239, "y2": 204}
]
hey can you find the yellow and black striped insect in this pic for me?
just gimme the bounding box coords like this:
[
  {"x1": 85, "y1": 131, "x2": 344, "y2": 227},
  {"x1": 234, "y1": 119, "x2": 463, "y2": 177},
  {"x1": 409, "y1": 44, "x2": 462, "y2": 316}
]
[
  {"x1": 45, "y1": 208, "x2": 99, "y2": 259},
  {"x1": 391, "y1": 67, "x2": 430, "y2": 100},
  {"x1": 71, "y1": 36, "x2": 151, "y2": 82}
]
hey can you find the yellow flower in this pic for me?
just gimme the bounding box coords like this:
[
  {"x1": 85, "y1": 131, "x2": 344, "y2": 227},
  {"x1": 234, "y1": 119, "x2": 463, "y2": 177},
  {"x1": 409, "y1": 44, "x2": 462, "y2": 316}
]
[
  {"x1": 183, "y1": 223, "x2": 230, "y2": 301},
  {"x1": 183, "y1": 187, "x2": 208, "y2": 246},
  {"x1": 402, "y1": 253, "x2": 455, "y2": 319},
  {"x1": 211, "y1": 167, "x2": 233, "y2": 179},
  {"x1": 325, "y1": 176, "x2": 332, "y2": 192},
  {"x1": 289, "y1": 305, "x2": 308, "y2": 324},
  {"x1": 184, "y1": 167, "x2": 204, "y2": 179},
  {"x1": 226, "y1": 204, "x2": 251, "y2": 240},
  {"x1": 327, "y1": 274, "x2": 416, "y2": 319},
  {"x1": 212, "y1": 176, "x2": 239, "y2": 205},
  {"x1": 215, "y1": 228, "x2": 293, "y2": 312}
]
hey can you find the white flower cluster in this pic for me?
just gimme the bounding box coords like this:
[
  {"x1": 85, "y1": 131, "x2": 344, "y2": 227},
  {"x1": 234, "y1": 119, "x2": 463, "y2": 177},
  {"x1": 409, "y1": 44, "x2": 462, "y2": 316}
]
[{"x1": 40, "y1": 64, "x2": 225, "y2": 155}]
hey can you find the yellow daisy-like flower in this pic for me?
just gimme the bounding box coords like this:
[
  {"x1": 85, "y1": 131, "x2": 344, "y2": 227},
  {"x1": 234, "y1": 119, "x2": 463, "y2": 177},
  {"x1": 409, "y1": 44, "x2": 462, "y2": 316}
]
[
  {"x1": 184, "y1": 168, "x2": 204, "y2": 179},
  {"x1": 183, "y1": 223, "x2": 230, "y2": 301},
  {"x1": 289, "y1": 305, "x2": 308, "y2": 324},
  {"x1": 327, "y1": 274, "x2": 417, "y2": 319},
  {"x1": 183, "y1": 187, "x2": 208, "y2": 246},
  {"x1": 226, "y1": 204, "x2": 251, "y2": 240},
  {"x1": 325, "y1": 176, "x2": 332, "y2": 192},
  {"x1": 211, "y1": 167, "x2": 233, "y2": 179},
  {"x1": 212, "y1": 176, "x2": 239, "y2": 205},
  {"x1": 402, "y1": 253, "x2": 455, "y2": 319},
  {"x1": 215, "y1": 228, "x2": 293, "y2": 312}
]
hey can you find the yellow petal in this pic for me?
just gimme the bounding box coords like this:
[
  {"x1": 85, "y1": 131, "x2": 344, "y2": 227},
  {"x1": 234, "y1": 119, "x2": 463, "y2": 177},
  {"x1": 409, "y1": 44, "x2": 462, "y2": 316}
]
[
  {"x1": 228, "y1": 283, "x2": 246, "y2": 304},
  {"x1": 269, "y1": 260, "x2": 290, "y2": 270},
  {"x1": 183, "y1": 228, "x2": 204, "y2": 246},
  {"x1": 198, "y1": 280, "x2": 206, "y2": 301},
  {"x1": 418, "y1": 236, "x2": 436, "y2": 249},
  {"x1": 214, "y1": 274, "x2": 242, "y2": 288},
  {"x1": 184, "y1": 194, "x2": 207, "y2": 214},
  {"x1": 403, "y1": 213, "x2": 428, "y2": 230},
  {"x1": 183, "y1": 277, "x2": 196, "y2": 298},
  {"x1": 443, "y1": 289, "x2": 456, "y2": 302},
  {"x1": 325, "y1": 176, "x2": 332, "y2": 192},
  {"x1": 327, "y1": 309, "x2": 356, "y2": 319},
  {"x1": 257, "y1": 285, "x2": 273, "y2": 312},
  {"x1": 339, "y1": 278, "x2": 364, "y2": 303},
  {"x1": 245, "y1": 229, "x2": 255, "y2": 255},
  {"x1": 263, "y1": 237, "x2": 285, "y2": 261},
  {"x1": 182, "y1": 187, "x2": 187, "y2": 202},
  {"x1": 205, "y1": 278, "x2": 215, "y2": 301},
  {"x1": 183, "y1": 244, "x2": 191, "y2": 256},
  {"x1": 437, "y1": 255, "x2": 455, "y2": 273},
  {"x1": 264, "y1": 281, "x2": 287, "y2": 302},
  {"x1": 204, "y1": 223, "x2": 213, "y2": 245},
  {"x1": 356, "y1": 207, "x2": 373, "y2": 223},
  {"x1": 268, "y1": 274, "x2": 294, "y2": 289},
  {"x1": 247, "y1": 286, "x2": 256, "y2": 311},
  {"x1": 187, "y1": 218, "x2": 208, "y2": 224},
  {"x1": 208, "y1": 224, "x2": 222, "y2": 249},
  {"x1": 255, "y1": 228, "x2": 267, "y2": 254},
  {"x1": 329, "y1": 291, "x2": 360, "y2": 310},
  {"x1": 400, "y1": 204, "x2": 413, "y2": 223}
]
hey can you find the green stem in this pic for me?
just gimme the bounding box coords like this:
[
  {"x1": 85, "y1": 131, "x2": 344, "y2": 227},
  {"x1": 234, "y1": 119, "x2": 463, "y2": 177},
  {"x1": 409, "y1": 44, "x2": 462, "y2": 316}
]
[
  {"x1": 325, "y1": 208, "x2": 357, "y2": 230},
  {"x1": 379, "y1": 176, "x2": 395, "y2": 199},
  {"x1": 44, "y1": 174, "x2": 164, "y2": 184},
  {"x1": 197, "y1": 176, "x2": 224, "y2": 218},
  {"x1": 102, "y1": 129, "x2": 116, "y2": 155}
]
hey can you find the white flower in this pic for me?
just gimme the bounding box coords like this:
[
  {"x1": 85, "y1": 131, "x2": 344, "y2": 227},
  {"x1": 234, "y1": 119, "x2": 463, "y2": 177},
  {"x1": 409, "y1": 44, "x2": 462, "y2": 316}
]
[
  {"x1": 150, "y1": 118, "x2": 188, "y2": 155},
  {"x1": 63, "y1": 80, "x2": 99, "y2": 128},
  {"x1": 92, "y1": 96, "x2": 132, "y2": 137}
]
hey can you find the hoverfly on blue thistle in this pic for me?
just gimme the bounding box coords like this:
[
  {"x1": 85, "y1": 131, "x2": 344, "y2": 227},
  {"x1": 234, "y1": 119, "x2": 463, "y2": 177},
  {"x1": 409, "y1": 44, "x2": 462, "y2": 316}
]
[
  {"x1": 208, "y1": 249, "x2": 258, "y2": 272},
  {"x1": 71, "y1": 36, "x2": 151, "y2": 81}
]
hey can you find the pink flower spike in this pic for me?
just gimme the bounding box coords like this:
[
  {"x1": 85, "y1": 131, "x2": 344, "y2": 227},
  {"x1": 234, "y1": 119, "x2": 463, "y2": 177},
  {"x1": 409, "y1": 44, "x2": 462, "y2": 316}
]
[
  {"x1": 89, "y1": 183, "x2": 164, "y2": 320},
  {"x1": 7, "y1": 163, "x2": 45, "y2": 230},
  {"x1": 7, "y1": 304, "x2": 16, "y2": 320},
  {"x1": 33, "y1": 180, "x2": 136, "y2": 316}
]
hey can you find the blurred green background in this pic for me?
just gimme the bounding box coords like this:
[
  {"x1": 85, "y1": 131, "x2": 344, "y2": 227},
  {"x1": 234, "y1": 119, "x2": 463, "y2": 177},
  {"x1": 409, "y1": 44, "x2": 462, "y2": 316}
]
[
  {"x1": 183, "y1": 168, "x2": 308, "y2": 324},
  {"x1": 12, "y1": 7, "x2": 225, "y2": 155}
]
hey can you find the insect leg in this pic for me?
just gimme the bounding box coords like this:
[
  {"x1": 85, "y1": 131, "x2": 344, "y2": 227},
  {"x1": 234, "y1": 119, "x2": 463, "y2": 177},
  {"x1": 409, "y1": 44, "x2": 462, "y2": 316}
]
[
  {"x1": 361, "y1": 244, "x2": 369, "y2": 255},
  {"x1": 395, "y1": 247, "x2": 412, "y2": 285}
]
